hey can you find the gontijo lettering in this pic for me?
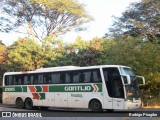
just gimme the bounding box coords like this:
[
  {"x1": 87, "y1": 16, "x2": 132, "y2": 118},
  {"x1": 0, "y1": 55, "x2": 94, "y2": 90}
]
[{"x1": 65, "y1": 86, "x2": 91, "y2": 92}]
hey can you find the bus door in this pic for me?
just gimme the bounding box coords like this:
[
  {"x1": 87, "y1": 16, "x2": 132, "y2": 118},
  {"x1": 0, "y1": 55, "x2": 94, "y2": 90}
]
[
  {"x1": 102, "y1": 67, "x2": 124, "y2": 109},
  {"x1": 112, "y1": 77, "x2": 124, "y2": 109}
]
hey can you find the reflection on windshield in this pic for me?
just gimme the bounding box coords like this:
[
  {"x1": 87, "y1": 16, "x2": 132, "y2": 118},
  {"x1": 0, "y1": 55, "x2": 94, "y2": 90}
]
[
  {"x1": 120, "y1": 67, "x2": 140, "y2": 99},
  {"x1": 120, "y1": 67, "x2": 135, "y2": 76},
  {"x1": 126, "y1": 76, "x2": 140, "y2": 99}
]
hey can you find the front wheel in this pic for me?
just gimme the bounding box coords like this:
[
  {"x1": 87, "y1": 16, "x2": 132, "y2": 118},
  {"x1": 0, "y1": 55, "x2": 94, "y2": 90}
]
[
  {"x1": 25, "y1": 98, "x2": 33, "y2": 110},
  {"x1": 90, "y1": 100, "x2": 102, "y2": 112}
]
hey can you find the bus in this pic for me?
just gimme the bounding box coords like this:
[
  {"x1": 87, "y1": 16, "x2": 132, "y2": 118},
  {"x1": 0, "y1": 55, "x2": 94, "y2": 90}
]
[{"x1": 2, "y1": 65, "x2": 145, "y2": 112}]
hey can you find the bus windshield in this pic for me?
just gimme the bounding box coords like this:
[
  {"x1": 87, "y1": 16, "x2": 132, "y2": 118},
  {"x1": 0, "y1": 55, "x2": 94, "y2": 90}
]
[{"x1": 120, "y1": 67, "x2": 140, "y2": 100}]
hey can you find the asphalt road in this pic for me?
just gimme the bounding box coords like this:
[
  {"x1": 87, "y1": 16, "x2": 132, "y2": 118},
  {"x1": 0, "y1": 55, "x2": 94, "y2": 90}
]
[{"x1": 0, "y1": 103, "x2": 160, "y2": 120}]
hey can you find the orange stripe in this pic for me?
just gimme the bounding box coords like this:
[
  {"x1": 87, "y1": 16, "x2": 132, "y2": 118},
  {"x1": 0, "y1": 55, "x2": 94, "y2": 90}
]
[
  {"x1": 32, "y1": 93, "x2": 40, "y2": 99},
  {"x1": 42, "y1": 86, "x2": 48, "y2": 92},
  {"x1": 28, "y1": 86, "x2": 36, "y2": 92}
]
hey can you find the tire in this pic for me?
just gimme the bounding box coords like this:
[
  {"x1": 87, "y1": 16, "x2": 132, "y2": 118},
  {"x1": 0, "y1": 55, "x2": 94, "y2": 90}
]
[
  {"x1": 16, "y1": 98, "x2": 24, "y2": 109},
  {"x1": 90, "y1": 99, "x2": 102, "y2": 112},
  {"x1": 25, "y1": 98, "x2": 33, "y2": 110}
]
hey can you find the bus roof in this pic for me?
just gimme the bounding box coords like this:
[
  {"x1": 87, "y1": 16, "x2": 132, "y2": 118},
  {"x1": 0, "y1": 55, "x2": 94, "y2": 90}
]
[{"x1": 4, "y1": 65, "x2": 130, "y2": 75}]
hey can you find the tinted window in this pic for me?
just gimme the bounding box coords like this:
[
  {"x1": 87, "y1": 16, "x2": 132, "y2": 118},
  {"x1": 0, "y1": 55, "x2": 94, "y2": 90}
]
[
  {"x1": 82, "y1": 71, "x2": 91, "y2": 83},
  {"x1": 4, "y1": 68, "x2": 102, "y2": 85},
  {"x1": 24, "y1": 76, "x2": 29, "y2": 85},
  {"x1": 51, "y1": 73, "x2": 61, "y2": 84},
  {"x1": 43, "y1": 73, "x2": 51, "y2": 84},
  {"x1": 103, "y1": 68, "x2": 124, "y2": 98},
  {"x1": 38, "y1": 74, "x2": 43, "y2": 84},
  {"x1": 5, "y1": 75, "x2": 12, "y2": 85}
]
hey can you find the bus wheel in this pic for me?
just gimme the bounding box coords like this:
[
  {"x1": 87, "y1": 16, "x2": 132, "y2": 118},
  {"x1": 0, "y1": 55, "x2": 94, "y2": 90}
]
[
  {"x1": 16, "y1": 98, "x2": 24, "y2": 109},
  {"x1": 89, "y1": 99, "x2": 102, "y2": 112},
  {"x1": 25, "y1": 98, "x2": 33, "y2": 110}
]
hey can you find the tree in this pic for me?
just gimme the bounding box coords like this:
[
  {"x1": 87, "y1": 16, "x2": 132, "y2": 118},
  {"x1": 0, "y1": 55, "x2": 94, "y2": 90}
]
[
  {"x1": 66, "y1": 37, "x2": 104, "y2": 66},
  {"x1": 6, "y1": 38, "x2": 44, "y2": 71},
  {"x1": 135, "y1": 42, "x2": 160, "y2": 105},
  {"x1": 43, "y1": 37, "x2": 104, "y2": 67},
  {"x1": 0, "y1": 41, "x2": 8, "y2": 84},
  {"x1": 99, "y1": 35, "x2": 140, "y2": 66},
  {"x1": 0, "y1": 0, "x2": 92, "y2": 40},
  {"x1": 100, "y1": 34, "x2": 160, "y2": 105},
  {"x1": 107, "y1": 0, "x2": 160, "y2": 43}
]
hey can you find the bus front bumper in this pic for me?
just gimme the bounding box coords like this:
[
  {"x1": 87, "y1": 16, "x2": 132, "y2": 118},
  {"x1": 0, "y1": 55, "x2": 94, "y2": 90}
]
[{"x1": 124, "y1": 101, "x2": 141, "y2": 110}]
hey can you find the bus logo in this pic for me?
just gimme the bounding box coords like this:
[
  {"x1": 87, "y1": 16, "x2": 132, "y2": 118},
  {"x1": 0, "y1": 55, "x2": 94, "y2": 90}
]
[
  {"x1": 64, "y1": 86, "x2": 91, "y2": 92},
  {"x1": 5, "y1": 88, "x2": 15, "y2": 92}
]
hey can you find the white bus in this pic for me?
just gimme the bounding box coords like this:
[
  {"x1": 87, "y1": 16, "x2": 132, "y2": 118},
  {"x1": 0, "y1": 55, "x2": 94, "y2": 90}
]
[{"x1": 2, "y1": 65, "x2": 145, "y2": 112}]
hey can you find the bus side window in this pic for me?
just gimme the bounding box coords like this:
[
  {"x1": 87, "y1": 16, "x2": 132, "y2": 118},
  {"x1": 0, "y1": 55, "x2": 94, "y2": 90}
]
[
  {"x1": 13, "y1": 76, "x2": 16, "y2": 85},
  {"x1": 30, "y1": 75, "x2": 34, "y2": 84},
  {"x1": 21, "y1": 75, "x2": 24, "y2": 85},
  {"x1": 80, "y1": 71, "x2": 85, "y2": 83},
  {"x1": 9, "y1": 76, "x2": 13, "y2": 85},
  {"x1": 72, "y1": 71, "x2": 80, "y2": 83},
  {"x1": 5, "y1": 76, "x2": 10, "y2": 85},
  {"x1": 83, "y1": 71, "x2": 91, "y2": 83},
  {"x1": 60, "y1": 72, "x2": 66, "y2": 84},
  {"x1": 43, "y1": 73, "x2": 51, "y2": 84},
  {"x1": 13, "y1": 75, "x2": 18, "y2": 85},
  {"x1": 38, "y1": 74, "x2": 43, "y2": 84},
  {"x1": 14, "y1": 75, "x2": 21, "y2": 85},
  {"x1": 4, "y1": 76, "x2": 7, "y2": 85},
  {"x1": 93, "y1": 69, "x2": 102, "y2": 83},
  {"x1": 27, "y1": 75, "x2": 31, "y2": 84},
  {"x1": 51, "y1": 73, "x2": 60, "y2": 84},
  {"x1": 18, "y1": 77, "x2": 22, "y2": 85},
  {"x1": 65, "y1": 72, "x2": 70, "y2": 83},
  {"x1": 33, "y1": 74, "x2": 38, "y2": 84},
  {"x1": 24, "y1": 76, "x2": 29, "y2": 85}
]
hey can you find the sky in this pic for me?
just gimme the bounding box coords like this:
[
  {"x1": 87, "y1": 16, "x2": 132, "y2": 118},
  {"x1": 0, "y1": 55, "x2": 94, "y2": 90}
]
[{"x1": 0, "y1": 0, "x2": 140, "y2": 45}]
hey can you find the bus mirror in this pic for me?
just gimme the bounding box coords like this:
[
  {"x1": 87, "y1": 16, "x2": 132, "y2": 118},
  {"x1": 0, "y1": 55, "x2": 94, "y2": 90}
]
[
  {"x1": 136, "y1": 76, "x2": 145, "y2": 86},
  {"x1": 121, "y1": 75, "x2": 131, "y2": 85}
]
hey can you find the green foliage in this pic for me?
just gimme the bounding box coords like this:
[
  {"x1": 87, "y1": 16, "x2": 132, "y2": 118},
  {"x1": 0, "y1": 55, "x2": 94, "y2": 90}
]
[
  {"x1": 98, "y1": 35, "x2": 139, "y2": 66},
  {"x1": 0, "y1": 0, "x2": 160, "y2": 106},
  {"x1": 6, "y1": 38, "x2": 43, "y2": 71},
  {"x1": 0, "y1": 42, "x2": 8, "y2": 84},
  {"x1": 99, "y1": 35, "x2": 160, "y2": 105},
  {"x1": 104, "y1": 0, "x2": 160, "y2": 104},
  {"x1": 0, "y1": 35, "x2": 160, "y2": 105},
  {"x1": 108, "y1": 0, "x2": 160, "y2": 43}
]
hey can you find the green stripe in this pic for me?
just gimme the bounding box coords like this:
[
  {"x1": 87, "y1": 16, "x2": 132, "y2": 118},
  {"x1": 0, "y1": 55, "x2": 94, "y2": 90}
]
[
  {"x1": 36, "y1": 86, "x2": 42, "y2": 92},
  {"x1": 3, "y1": 86, "x2": 23, "y2": 92},
  {"x1": 3, "y1": 86, "x2": 27, "y2": 92},
  {"x1": 3, "y1": 83, "x2": 102, "y2": 92},
  {"x1": 39, "y1": 93, "x2": 45, "y2": 99},
  {"x1": 97, "y1": 84, "x2": 102, "y2": 92},
  {"x1": 49, "y1": 84, "x2": 102, "y2": 92},
  {"x1": 22, "y1": 86, "x2": 27, "y2": 92}
]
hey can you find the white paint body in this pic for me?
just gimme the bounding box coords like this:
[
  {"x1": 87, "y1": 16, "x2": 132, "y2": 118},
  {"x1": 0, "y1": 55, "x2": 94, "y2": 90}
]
[{"x1": 2, "y1": 65, "x2": 142, "y2": 110}]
